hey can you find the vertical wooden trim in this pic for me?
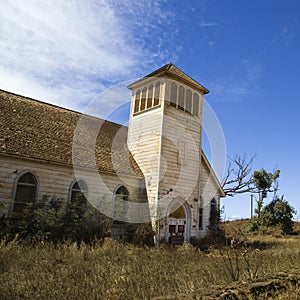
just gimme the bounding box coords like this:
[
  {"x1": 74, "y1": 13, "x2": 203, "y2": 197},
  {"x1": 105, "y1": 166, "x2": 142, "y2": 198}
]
[
  {"x1": 127, "y1": 91, "x2": 135, "y2": 146},
  {"x1": 156, "y1": 80, "x2": 166, "y2": 245}
]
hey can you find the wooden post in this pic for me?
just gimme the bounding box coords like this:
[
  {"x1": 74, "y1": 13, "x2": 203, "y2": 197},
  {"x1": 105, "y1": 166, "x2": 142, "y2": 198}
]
[{"x1": 250, "y1": 194, "x2": 253, "y2": 219}]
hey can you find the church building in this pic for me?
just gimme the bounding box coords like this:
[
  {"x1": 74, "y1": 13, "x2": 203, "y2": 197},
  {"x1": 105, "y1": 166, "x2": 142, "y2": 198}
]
[{"x1": 0, "y1": 64, "x2": 224, "y2": 244}]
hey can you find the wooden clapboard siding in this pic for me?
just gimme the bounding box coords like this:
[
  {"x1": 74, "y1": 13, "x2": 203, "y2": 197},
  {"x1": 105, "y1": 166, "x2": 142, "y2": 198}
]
[
  {"x1": 0, "y1": 154, "x2": 144, "y2": 215},
  {"x1": 127, "y1": 102, "x2": 164, "y2": 219},
  {"x1": 159, "y1": 95, "x2": 203, "y2": 237},
  {"x1": 200, "y1": 155, "x2": 223, "y2": 231},
  {"x1": 127, "y1": 68, "x2": 225, "y2": 240}
]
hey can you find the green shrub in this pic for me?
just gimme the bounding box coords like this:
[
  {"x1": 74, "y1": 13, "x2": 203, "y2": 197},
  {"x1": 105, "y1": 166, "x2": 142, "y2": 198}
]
[
  {"x1": 132, "y1": 223, "x2": 154, "y2": 247},
  {"x1": 245, "y1": 219, "x2": 259, "y2": 233},
  {"x1": 260, "y1": 197, "x2": 296, "y2": 235},
  {"x1": 121, "y1": 223, "x2": 154, "y2": 247},
  {"x1": 0, "y1": 195, "x2": 110, "y2": 244}
]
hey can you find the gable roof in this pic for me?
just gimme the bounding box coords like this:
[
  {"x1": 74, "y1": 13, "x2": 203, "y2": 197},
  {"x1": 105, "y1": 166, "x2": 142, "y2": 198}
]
[
  {"x1": 128, "y1": 63, "x2": 209, "y2": 94},
  {"x1": 0, "y1": 90, "x2": 143, "y2": 177}
]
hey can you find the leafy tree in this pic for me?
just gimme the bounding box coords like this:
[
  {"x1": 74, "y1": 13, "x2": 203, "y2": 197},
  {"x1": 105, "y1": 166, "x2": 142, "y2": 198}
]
[
  {"x1": 253, "y1": 169, "x2": 280, "y2": 218},
  {"x1": 260, "y1": 196, "x2": 296, "y2": 234}
]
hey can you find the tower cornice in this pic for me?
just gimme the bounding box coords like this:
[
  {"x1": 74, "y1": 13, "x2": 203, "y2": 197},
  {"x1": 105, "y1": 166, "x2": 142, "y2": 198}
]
[{"x1": 128, "y1": 63, "x2": 209, "y2": 95}]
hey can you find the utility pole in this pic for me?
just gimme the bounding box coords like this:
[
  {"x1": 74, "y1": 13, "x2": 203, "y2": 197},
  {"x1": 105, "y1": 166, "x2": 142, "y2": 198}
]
[{"x1": 250, "y1": 194, "x2": 253, "y2": 219}]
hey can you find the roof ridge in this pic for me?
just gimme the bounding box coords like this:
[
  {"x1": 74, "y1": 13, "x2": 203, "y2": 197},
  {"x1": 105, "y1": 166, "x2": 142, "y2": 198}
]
[
  {"x1": 0, "y1": 89, "x2": 82, "y2": 115},
  {"x1": 128, "y1": 63, "x2": 209, "y2": 93},
  {"x1": 0, "y1": 89, "x2": 126, "y2": 128}
]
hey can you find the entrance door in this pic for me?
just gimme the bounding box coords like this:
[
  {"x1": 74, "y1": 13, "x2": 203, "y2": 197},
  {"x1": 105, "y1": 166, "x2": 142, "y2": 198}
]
[
  {"x1": 167, "y1": 202, "x2": 186, "y2": 244},
  {"x1": 168, "y1": 218, "x2": 185, "y2": 244}
]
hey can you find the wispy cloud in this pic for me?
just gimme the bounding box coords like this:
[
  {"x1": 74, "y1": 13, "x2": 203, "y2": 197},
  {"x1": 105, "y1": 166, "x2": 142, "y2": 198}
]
[
  {"x1": 200, "y1": 21, "x2": 218, "y2": 27},
  {"x1": 0, "y1": 0, "x2": 177, "y2": 114},
  {"x1": 208, "y1": 59, "x2": 262, "y2": 102}
]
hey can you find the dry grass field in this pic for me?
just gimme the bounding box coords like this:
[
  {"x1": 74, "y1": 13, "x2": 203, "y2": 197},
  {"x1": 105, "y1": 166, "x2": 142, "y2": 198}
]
[{"x1": 0, "y1": 220, "x2": 299, "y2": 299}]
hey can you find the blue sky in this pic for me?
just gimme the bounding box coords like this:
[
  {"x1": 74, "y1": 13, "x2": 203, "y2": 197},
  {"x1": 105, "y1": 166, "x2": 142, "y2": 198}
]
[{"x1": 1, "y1": 0, "x2": 299, "y2": 220}]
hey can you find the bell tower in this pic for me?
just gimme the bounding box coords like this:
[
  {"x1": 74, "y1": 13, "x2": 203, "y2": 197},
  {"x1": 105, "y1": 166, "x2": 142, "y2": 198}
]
[{"x1": 127, "y1": 64, "x2": 209, "y2": 244}]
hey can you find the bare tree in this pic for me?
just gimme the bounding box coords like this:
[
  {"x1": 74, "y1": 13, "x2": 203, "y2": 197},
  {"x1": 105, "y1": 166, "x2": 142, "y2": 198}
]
[{"x1": 222, "y1": 154, "x2": 256, "y2": 197}]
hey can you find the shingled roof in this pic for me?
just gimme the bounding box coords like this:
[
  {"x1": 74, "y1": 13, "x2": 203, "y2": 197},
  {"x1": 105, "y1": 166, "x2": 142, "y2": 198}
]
[
  {"x1": 128, "y1": 63, "x2": 209, "y2": 94},
  {"x1": 0, "y1": 90, "x2": 143, "y2": 177}
]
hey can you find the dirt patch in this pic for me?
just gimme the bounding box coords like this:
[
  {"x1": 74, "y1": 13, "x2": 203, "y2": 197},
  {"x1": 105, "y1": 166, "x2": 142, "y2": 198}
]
[{"x1": 152, "y1": 270, "x2": 300, "y2": 299}]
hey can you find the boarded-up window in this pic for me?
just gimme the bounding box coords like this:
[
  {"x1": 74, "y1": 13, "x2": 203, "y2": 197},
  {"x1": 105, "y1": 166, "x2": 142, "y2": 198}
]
[
  {"x1": 147, "y1": 84, "x2": 154, "y2": 109},
  {"x1": 185, "y1": 89, "x2": 192, "y2": 113},
  {"x1": 170, "y1": 82, "x2": 177, "y2": 107},
  {"x1": 14, "y1": 172, "x2": 37, "y2": 212},
  {"x1": 134, "y1": 89, "x2": 141, "y2": 113},
  {"x1": 178, "y1": 86, "x2": 184, "y2": 110},
  {"x1": 169, "y1": 225, "x2": 176, "y2": 233},
  {"x1": 141, "y1": 87, "x2": 147, "y2": 111},
  {"x1": 154, "y1": 81, "x2": 160, "y2": 106},
  {"x1": 193, "y1": 93, "x2": 199, "y2": 117}
]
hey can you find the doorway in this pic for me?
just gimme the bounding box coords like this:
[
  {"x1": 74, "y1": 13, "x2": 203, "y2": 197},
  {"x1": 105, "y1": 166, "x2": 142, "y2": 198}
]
[{"x1": 166, "y1": 199, "x2": 191, "y2": 244}]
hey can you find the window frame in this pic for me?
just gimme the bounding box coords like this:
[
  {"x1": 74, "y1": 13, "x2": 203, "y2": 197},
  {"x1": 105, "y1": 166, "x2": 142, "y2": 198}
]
[
  {"x1": 185, "y1": 89, "x2": 192, "y2": 114},
  {"x1": 193, "y1": 92, "x2": 200, "y2": 117},
  {"x1": 147, "y1": 84, "x2": 154, "y2": 109},
  {"x1": 178, "y1": 85, "x2": 185, "y2": 110},
  {"x1": 114, "y1": 185, "x2": 129, "y2": 202},
  {"x1": 113, "y1": 185, "x2": 130, "y2": 224},
  {"x1": 209, "y1": 198, "x2": 218, "y2": 230},
  {"x1": 199, "y1": 197, "x2": 204, "y2": 230},
  {"x1": 133, "y1": 81, "x2": 162, "y2": 115},
  {"x1": 13, "y1": 171, "x2": 38, "y2": 212},
  {"x1": 170, "y1": 82, "x2": 178, "y2": 107},
  {"x1": 140, "y1": 87, "x2": 147, "y2": 111},
  {"x1": 154, "y1": 81, "x2": 161, "y2": 106},
  {"x1": 134, "y1": 89, "x2": 141, "y2": 113},
  {"x1": 69, "y1": 179, "x2": 88, "y2": 209}
]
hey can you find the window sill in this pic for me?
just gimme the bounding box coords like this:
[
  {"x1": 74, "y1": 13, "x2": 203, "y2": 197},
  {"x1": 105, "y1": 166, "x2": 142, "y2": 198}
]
[{"x1": 133, "y1": 104, "x2": 161, "y2": 116}]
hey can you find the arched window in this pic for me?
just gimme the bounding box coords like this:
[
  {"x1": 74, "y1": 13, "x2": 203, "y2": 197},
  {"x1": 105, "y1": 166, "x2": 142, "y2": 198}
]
[
  {"x1": 14, "y1": 172, "x2": 37, "y2": 212},
  {"x1": 169, "y1": 202, "x2": 185, "y2": 219},
  {"x1": 186, "y1": 89, "x2": 192, "y2": 114},
  {"x1": 170, "y1": 82, "x2": 177, "y2": 107},
  {"x1": 140, "y1": 87, "x2": 147, "y2": 111},
  {"x1": 178, "y1": 86, "x2": 185, "y2": 111},
  {"x1": 115, "y1": 185, "x2": 129, "y2": 201},
  {"x1": 193, "y1": 93, "x2": 199, "y2": 117},
  {"x1": 154, "y1": 81, "x2": 160, "y2": 106},
  {"x1": 113, "y1": 185, "x2": 129, "y2": 224},
  {"x1": 70, "y1": 180, "x2": 88, "y2": 209},
  {"x1": 133, "y1": 83, "x2": 161, "y2": 116},
  {"x1": 147, "y1": 84, "x2": 154, "y2": 109},
  {"x1": 209, "y1": 198, "x2": 218, "y2": 231},
  {"x1": 134, "y1": 89, "x2": 141, "y2": 113}
]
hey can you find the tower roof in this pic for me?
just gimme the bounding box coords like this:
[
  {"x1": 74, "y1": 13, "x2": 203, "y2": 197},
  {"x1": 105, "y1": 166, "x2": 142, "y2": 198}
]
[{"x1": 128, "y1": 63, "x2": 209, "y2": 94}]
